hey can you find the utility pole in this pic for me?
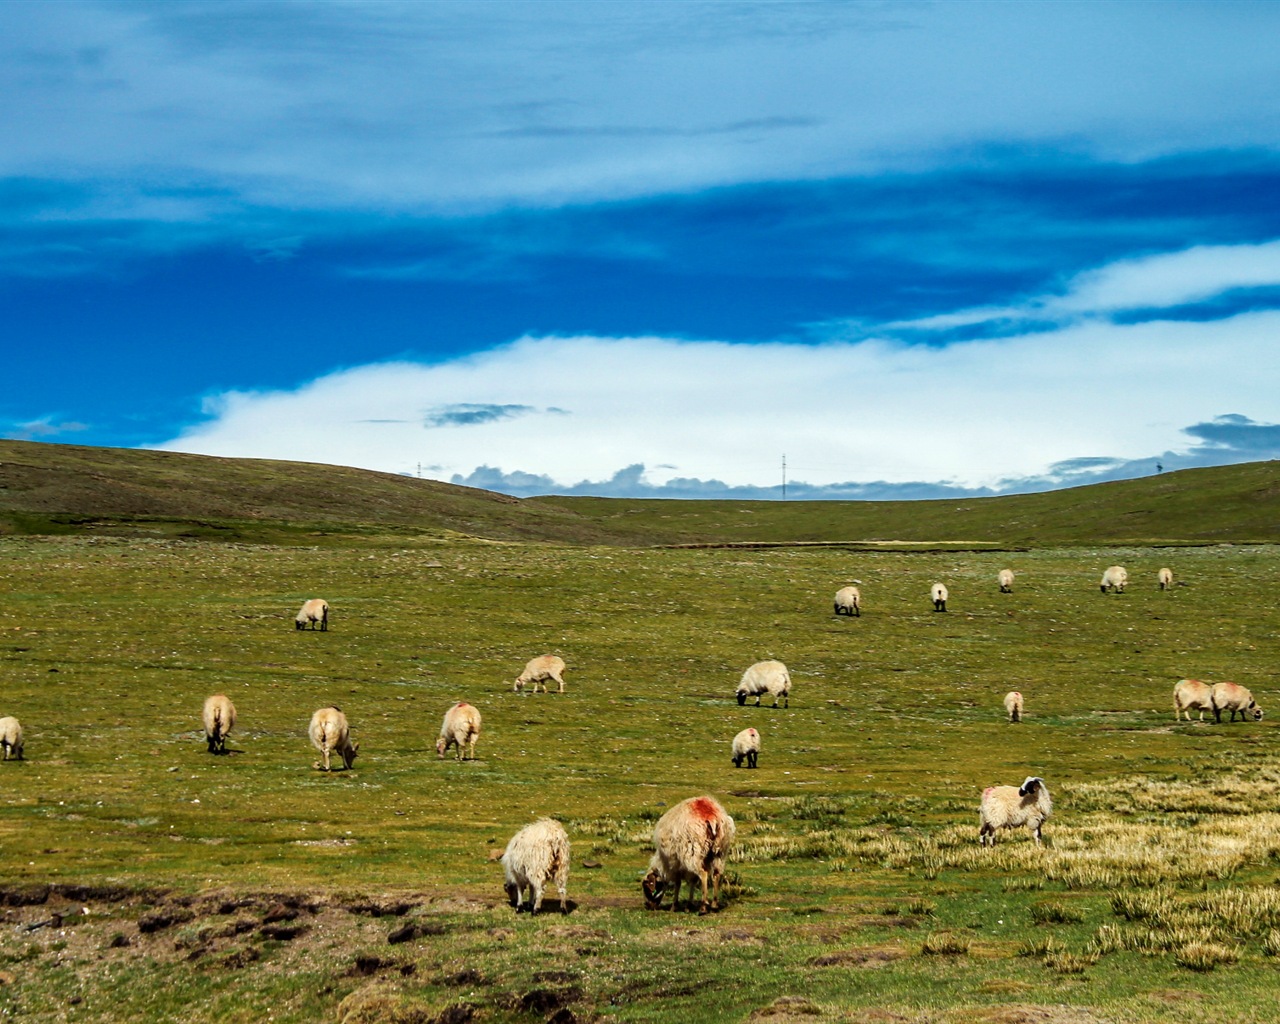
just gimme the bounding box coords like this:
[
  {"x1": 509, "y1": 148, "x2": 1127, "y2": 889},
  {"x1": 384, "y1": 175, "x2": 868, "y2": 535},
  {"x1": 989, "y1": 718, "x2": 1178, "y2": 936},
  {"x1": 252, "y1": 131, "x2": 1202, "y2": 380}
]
[{"x1": 782, "y1": 454, "x2": 787, "y2": 500}]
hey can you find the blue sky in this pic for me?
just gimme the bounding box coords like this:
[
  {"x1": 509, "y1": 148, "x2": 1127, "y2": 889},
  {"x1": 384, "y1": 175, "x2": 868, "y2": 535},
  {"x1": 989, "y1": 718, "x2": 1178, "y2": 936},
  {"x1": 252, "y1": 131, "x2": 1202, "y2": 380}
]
[{"x1": 5, "y1": 1, "x2": 1280, "y2": 498}]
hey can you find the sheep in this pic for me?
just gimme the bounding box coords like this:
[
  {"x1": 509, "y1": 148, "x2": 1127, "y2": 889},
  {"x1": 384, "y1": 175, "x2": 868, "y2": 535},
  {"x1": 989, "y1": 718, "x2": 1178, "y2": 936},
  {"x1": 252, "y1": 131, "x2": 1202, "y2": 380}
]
[
  {"x1": 295, "y1": 598, "x2": 329, "y2": 631},
  {"x1": 731, "y1": 727, "x2": 760, "y2": 769},
  {"x1": 1100, "y1": 566, "x2": 1128, "y2": 594},
  {"x1": 1158, "y1": 567, "x2": 1174, "y2": 590},
  {"x1": 514, "y1": 655, "x2": 566, "y2": 694},
  {"x1": 309, "y1": 706, "x2": 358, "y2": 771},
  {"x1": 979, "y1": 776, "x2": 1052, "y2": 847},
  {"x1": 202, "y1": 694, "x2": 236, "y2": 754},
  {"x1": 1173, "y1": 678, "x2": 1214, "y2": 721},
  {"x1": 437, "y1": 701, "x2": 482, "y2": 760},
  {"x1": 931, "y1": 582, "x2": 948, "y2": 612},
  {"x1": 833, "y1": 585, "x2": 862, "y2": 617},
  {"x1": 500, "y1": 818, "x2": 570, "y2": 915},
  {"x1": 1004, "y1": 691, "x2": 1023, "y2": 723},
  {"x1": 1211, "y1": 682, "x2": 1264, "y2": 723},
  {"x1": 0, "y1": 717, "x2": 24, "y2": 761},
  {"x1": 642, "y1": 795, "x2": 736, "y2": 915},
  {"x1": 736, "y1": 660, "x2": 790, "y2": 708},
  {"x1": 998, "y1": 569, "x2": 1014, "y2": 593}
]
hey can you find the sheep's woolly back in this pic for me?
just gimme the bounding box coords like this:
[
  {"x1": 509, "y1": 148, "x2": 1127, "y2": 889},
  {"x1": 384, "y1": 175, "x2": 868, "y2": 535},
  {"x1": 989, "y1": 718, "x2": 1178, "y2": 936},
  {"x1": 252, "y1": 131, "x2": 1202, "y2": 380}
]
[
  {"x1": 646, "y1": 796, "x2": 736, "y2": 909},
  {"x1": 1173, "y1": 679, "x2": 1213, "y2": 720},
  {"x1": 979, "y1": 777, "x2": 1052, "y2": 846},
  {"x1": 998, "y1": 569, "x2": 1014, "y2": 592},
  {"x1": 1003, "y1": 691, "x2": 1023, "y2": 723},
  {"x1": 202, "y1": 694, "x2": 236, "y2": 753},
  {"x1": 0, "y1": 716, "x2": 23, "y2": 760},
  {"x1": 309, "y1": 706, "x2": 358, "y2": 770},
  {"x1": 736, "y1": 660, "x2": 790, "y2": 706},
  {"x1": 500, "y1": 818, "x2": 570, "y2": 913},
  {"x1": 731, "y1": 728, "x2": 760, "y2": 756},
  {"x1": 931, "y1": 583, "x2": 948, "y2": 601},
  {"x1": 514, "y1": 655, "x2": 567, "y2": 693},
  {"x1": 438, "y1": 701, "x2": 483, "y2": 758},
  {"x1": 834, "y1": 586, "x2": 862, "y2": 615},
  {"x1": 1211, "y1": 682, "x2": 1263, "y2": 722},
  {"x1": 1100, "y1": 566, "x2": 1128, "y2": 592},
  {"x1": 296, "y1": 598, "x2": 329, "y2": 629},
  {"x1": 1158, "y1": 567, "x2": 1174, "y2": 589}
]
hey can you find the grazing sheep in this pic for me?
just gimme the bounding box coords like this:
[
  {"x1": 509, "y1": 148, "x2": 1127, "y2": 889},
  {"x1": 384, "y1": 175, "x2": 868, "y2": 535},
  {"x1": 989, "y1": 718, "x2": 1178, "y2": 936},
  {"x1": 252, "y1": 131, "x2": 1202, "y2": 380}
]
[
  {"x1": 1173, "y1": 678, "x2": 1214, "y2": 722},
  {"x1": 514, "y1": 655, "x2": 566, "y2": 694},
  {"x1": 931, "y1": 583, "x2": 948, "y2": 612},
  {"x1": 202, "y1": 694, "x2": 236, "y2": 754},
  {"x1": 998, "y1": 569, "x2": 1014, "y2": 593},
  {"x1": 295, "y1": 598, "x2": 329, "y2": 631},
  {"x1": 0, "y1": 717, "x2": 23, "y2": 761},
  {"x1": 1004, "y1": 691, "x2": 1023, "y2": 723},
  {"x1": 736, "y1": 660, "x2": 791, "y2": 708},
  {"x1": 642, "y1": 795, "x2": 736, "y2": 915},
  {"x1": 1211, "y1": 682, "x2": 1264, "y2": 723},
  {"x1": 437, "y1": 701, "x2": 482, "y2": 760},
  {"x1": 501, "y1": 818, "x2": 570, "y2": 915},
  {"x1": 1100, "y1": 566, "x2": 1128, "y2": 594},
  {"x1": 309, "y1": 706, "x2": 358, "y2": 771},
  {"x1": 1158, "y1": 567, "x2": 1174, "y2": 590},
  {"x1": 979, "y1": 776, "x2": 1052, "y2": 847},
  {"x1": 833, "y1": 585, "x2": 862, "y2": 617},
  {"x1": 731, "y1": 727, "x2": 760, "y2": 769}
]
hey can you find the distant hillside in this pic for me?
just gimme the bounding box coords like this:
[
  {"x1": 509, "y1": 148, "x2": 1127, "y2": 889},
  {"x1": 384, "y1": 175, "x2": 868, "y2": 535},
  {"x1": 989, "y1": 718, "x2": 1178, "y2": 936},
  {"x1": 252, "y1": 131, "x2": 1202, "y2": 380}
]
[{"x1": 1, "y1": 439, "x2": 1278, "y2": 547}]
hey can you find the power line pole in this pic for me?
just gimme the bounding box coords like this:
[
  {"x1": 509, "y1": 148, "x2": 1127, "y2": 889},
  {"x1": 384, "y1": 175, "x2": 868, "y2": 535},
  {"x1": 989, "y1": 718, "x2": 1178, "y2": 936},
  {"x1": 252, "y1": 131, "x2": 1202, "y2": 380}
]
[{"x1": 782, "y1": 454, "x2": 787, "y2": 500}]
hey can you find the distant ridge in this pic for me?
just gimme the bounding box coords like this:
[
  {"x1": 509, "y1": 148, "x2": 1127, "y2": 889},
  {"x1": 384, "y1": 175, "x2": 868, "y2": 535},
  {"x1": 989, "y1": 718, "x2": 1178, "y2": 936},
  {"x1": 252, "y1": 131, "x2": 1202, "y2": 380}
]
[{"x1": 1, "y1": 439, "x2": 1278, "y2": 547}]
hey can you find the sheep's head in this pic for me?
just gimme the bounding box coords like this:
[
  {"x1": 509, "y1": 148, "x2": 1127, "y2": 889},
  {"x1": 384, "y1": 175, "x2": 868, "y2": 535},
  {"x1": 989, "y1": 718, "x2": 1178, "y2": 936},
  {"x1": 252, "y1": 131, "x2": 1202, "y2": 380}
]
[
  {"x1": 295, "y1": 619, "x2": 305, "y2": 630},
  {"x1": 342, "y1": 742, "x2": 360, "y2": 770},
  {"x1": 1251, "y1": 704, "x2": 1265, "y2": 721},
  {"x1": 504, "y1": 882, "x2": 519, "y2": 909},
  {"x1": 436, "y1": 736, "x2": 448, "y2": 758},
  {"x1": 736, "y1": 691, "x2": 747, "y2": 706},
  {"x1": 642, "y1": 869, "x2": 666, "y2": 909},
  {"x1": 1019, "y1": 776, "x2": 1044, "y2": 797}
]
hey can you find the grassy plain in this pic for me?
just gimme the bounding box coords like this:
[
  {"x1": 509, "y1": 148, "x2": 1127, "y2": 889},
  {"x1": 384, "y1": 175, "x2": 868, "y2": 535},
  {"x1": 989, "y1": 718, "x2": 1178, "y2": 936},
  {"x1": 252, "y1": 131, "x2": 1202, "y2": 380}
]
[{"x1": 2, "y1": 532, "x2": 1280, "y2": 1023}]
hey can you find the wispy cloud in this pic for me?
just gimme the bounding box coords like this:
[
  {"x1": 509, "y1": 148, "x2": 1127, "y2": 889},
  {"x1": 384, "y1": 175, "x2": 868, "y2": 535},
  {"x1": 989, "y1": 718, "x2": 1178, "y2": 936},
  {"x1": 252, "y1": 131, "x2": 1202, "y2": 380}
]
[
  {"x1": 423, "y1": 403, "x2": 545, "y2": 428},
  {"x1": 4, "y1": 417, "x2": 89, "y2": 441}
]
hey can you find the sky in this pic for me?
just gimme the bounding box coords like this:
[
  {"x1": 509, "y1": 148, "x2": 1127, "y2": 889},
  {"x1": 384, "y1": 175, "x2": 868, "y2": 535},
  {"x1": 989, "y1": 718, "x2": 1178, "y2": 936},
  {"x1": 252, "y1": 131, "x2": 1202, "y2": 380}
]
[{"x1": 5, "y1": 0, "x2": 1280, "y2": 499}]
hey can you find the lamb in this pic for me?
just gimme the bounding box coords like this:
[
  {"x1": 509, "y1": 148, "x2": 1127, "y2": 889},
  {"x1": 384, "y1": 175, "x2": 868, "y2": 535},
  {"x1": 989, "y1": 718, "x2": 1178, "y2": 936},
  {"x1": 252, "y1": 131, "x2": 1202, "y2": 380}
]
[
  {"x1": 500, "y1": 818, "x2": 570, "y2": 915},
  {"x1": 202, "y1": 694, "x2": 236, "y2": 754},
  {"x1": 833, "y1": 585, "x2": 862, "y2": 617},
  {"x1": 1173, "y1": 678, "x2": 1214, "y2": 721},
  {"x1": 1100, "y1": 566, "x2": 1128, "y2": 593},
  {"x1": 979, "y1": 776, "x2": 1052, "y2": 847},
  {"x1": 931, "y1": 582, "x2": 948, "y2": 612},
  {"x1": 731, "y1": 727, "x2": 760, "y2": 768},
  {"x1": 642, "y1": 795, "x2": 736, "y2": 915},
  {"x1": 0, "y1": 716, "x2": 24, "y2": 761},
  {"x1": 1158, "y1": 567, "x2": 1174, "y2": 590},
  {"x1": 998, "y1": 569, "x2": 1014, "y2": 593},
  {"x1": 295, "y1": 598, "x2": 329, "y2": 631},
  {"x1": 309, "y1": 706, "x2": 358, "y2": 771},
  {"x1": 736, "y1": 660, "x2": 790, "y2": 708},
  {"x1": 514, "y1": 655, "x2": 566, "y2": 694},
  {"x1": 1211, "y1": 682, "x2": 1263, "y2": 723},
  {"x1": 1004, "y1": 691, "x2": 1023, "y2": 723},
  {"x1": 437, "y1": 701, "x2": 482, "y2": 760}
]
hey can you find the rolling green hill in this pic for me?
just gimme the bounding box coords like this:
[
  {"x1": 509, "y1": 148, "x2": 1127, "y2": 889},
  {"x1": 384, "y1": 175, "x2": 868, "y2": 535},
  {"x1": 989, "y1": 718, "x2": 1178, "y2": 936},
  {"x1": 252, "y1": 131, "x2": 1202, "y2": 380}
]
[{"x1": 2, "y1": 438, "x2": 1278, "y2": 546}]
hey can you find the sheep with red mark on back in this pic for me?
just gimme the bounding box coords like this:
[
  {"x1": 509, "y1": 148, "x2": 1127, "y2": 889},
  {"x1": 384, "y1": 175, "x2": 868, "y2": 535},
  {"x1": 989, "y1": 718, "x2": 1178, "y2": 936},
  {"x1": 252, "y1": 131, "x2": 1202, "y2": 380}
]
[{"x1": 642, "y1": 795, "x2": 736, "y2": 915}]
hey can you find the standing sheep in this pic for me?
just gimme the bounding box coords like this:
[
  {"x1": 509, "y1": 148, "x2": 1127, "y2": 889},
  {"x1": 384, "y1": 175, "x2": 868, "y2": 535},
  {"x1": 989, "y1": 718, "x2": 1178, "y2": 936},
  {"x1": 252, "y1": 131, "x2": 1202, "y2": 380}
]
[
  {"x1": 1211, "y1": 682, "x2": 1263, "y2": 723},
  {"x1": 833, "y1": 585, "x2": 862, "y2": 617},
  {"x1": 295, "y1": 598, "x2": 329, "y2": 631},
  {"x1": 514, "y1": 655, "x2": 567, "y2": 694},
  {"x1": 642, "y1": 795, "x2": 736, "y2": 915},
  {"x1": 0, "y1": 717, "x2": 23, "y2": 761},
  {"x1": 931, "y1": 583, "x2": 948, "y2": 612},
  {"x1": 1004, "y1": 691, "x2": 1023, "y2": 723},
  {"x1": 979, "y1": 776, "x2": 1052, "y2": 847},
  {"x1": 309, "y1": 706, "x2": 359, "y2": 771},
  {"x1": 731, "y1": 727, "x2": 760, "y2": 769},
  {"x1": 437, "y1": 701, "x2": 482, "y2": 760},
  {"x1": 1100, "y1": 566, "x2": 1128, "y2": 594},
  {"x1": 1158, "y1": 567, "x2": 1174, "y2": 590},
  {"x1": 1173, "y1": 679, "x2": 1214, "y2": 721},
  {"x1": 500, "y1": 818, "x2": 570, "y2": 915},
  {"x1": 998, "y1": 569, "x2": 1014, "y2": 593},
  {"x1": 202, "y1": 694, "x2": 236, "y2": 754},
  {"x1": 736, "y1": 660, "x2": 791, "y2": 708}
]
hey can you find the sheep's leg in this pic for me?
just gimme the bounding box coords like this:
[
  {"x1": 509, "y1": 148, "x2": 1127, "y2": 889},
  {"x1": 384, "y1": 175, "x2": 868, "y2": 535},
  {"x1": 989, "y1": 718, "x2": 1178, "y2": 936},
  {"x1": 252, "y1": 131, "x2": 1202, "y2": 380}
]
[
  {"x1": 696, "y1": 869, "x2": 711, "y2": 915},
  {"x1": 530, "y1": 882, "x2": 544, "y2": 915},
  {"x1": 1032, "y1": 823, "x2": 1043, "y2": 846},
  {"x1": 557, "y1": 676, "x2": 564, "y2": 693},
  {"x1": 322, "y1": 746, "x2": 331, "y2": 771},
  {"x1": 978, "y1": 823, "x2": 994, "y2": 846},
  {"x1": 557, "y1": 881, "x2": 568, "y2": 914}
]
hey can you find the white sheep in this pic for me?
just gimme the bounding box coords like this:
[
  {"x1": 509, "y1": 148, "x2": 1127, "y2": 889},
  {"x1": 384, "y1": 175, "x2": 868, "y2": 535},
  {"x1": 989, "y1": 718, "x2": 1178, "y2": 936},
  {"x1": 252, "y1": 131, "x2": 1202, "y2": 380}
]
[
  {"x1": 1158, "y1": 567, "x2": 1174, "y2": 590},
  {"x1": 202, "y1": 694, "x2": 236, "y2": 754},
  {"x1": 0, "y1": 717, "x2": 24, "y2": 761},
  {"x1": 1173, "y1": 678, "x2": 1213, "y2": 721},
  {"x1": 1211, "y1": 682, "x2": 1264, "y2": 723},
  {"x1": 642, "y1": 795, "x2": 736, "y2": 915},
  {"x1": 500, "y1": 818, "x2": 570, "y2": 915},
  {"x1": 736, "y1": 660, "x2": 790, "y2": 708},
  {"x1": 514, "y1": 655, "x2": 566, "y2": 694},
  {"x1": 295, "y1": 598, "x2": 329, "y2": 631},
  {"x1": 1100, "y1": 566, "x2": 1128, "y2": 594},
  {"x1": 309, "y1": 706, "x2": 359, "y2": 771},
  {"x1": 979, "y1": 776, "x2": 1052, "y2": 847},
  {"x1": 998, "y1": 569, "x2": 1014, "y2": 593},
  {"x1": 731, "y1": 727, "x2": 760, "y2": 769},
  {"x1": 1004, "y1": 691, "x2": 1023, "y2": 723},
  {"x1": 437, "y1": 701, "x2": 482, "y2": 760},
  {"x1": 833, "y1": 585, "x2": 862, "y2": 617},
  {"x1": 931, "y1": 582, "x2": 948, "y2": 612}
]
